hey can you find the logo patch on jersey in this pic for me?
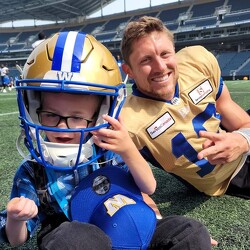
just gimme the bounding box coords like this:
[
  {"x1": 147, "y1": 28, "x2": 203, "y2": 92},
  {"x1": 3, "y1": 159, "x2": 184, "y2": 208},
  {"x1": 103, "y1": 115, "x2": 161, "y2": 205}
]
[
  {"x1": 178, "y1": 105, "x2": 190, "y2": 118},
  {"x1": 188, "y1": 80, "x2": 212, "y2": 104},
  {"x1": 147, "y1": 112, "x2": 175, "y2": 139}
]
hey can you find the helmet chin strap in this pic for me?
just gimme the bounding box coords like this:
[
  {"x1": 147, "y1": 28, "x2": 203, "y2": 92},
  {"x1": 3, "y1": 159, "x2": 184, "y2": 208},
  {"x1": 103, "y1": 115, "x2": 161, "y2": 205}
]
[
  {"x1": 40, "y1": 138, "x2": 94, "y2": 168},
  {"x1": 16, "y1": 129, "x2": 35, "y2": 162},
  {"x1": 16, "y1": 128, "x2": 95, "y2": 169}
]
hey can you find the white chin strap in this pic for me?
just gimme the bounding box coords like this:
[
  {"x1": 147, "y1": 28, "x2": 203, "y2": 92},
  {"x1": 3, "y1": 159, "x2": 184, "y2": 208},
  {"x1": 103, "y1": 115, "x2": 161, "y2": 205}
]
[{"x1": 40, "y1": 139, "x2": 94, "y2": 168}]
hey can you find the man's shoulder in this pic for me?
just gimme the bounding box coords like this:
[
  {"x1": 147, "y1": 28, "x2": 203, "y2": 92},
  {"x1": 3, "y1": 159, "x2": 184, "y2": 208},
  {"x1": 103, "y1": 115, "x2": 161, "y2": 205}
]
[
  {"x1": 121, "y1": 95, "x2": 166, "y2": 134},
  {"x1": 123, "y1": 93, "x2": 154, "y2": 106},
  {"x1": 176, "y1": 45, "x2": 218, "y2": 76},
  {"x1": 176, "y1": 45, "x2": 216, "y2": 63},
  {"x1": 177, "y1": 45, "x2": 208, "y2": 55},
  {"x1": 122, "y1": 94, "x2": 149, "y2": 115}
]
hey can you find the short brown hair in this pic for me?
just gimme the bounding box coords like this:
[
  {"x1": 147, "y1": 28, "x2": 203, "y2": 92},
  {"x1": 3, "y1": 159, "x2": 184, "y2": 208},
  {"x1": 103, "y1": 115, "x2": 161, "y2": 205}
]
[{"x1": 120, "y1": 16, "x2": 174, "y2": 65}]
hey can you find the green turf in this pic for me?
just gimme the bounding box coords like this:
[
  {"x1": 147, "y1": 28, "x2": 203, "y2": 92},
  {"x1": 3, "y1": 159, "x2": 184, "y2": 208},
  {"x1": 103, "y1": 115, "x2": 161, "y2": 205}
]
[
  {"x1": 0, "y1": 82, "x2": 249, "y2": 249},
  {"x1": 224, "y1": 80, "x2": 250, "y2": 111}
]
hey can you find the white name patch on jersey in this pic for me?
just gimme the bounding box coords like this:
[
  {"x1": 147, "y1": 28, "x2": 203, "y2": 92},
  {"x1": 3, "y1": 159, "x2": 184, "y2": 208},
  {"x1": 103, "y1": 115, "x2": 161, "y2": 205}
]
[
  {"x1": 188, "y1": 80, "x2": 212, "y2": 104},
  {"x1": 147, "y1": 112, "x2": 175, "y2": 139}
]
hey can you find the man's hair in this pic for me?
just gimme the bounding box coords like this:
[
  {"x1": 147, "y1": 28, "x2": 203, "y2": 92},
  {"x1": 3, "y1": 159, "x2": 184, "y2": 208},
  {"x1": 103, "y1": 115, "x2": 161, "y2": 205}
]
[{"x1": 120, "y1": 16, "x2": 174, "y2": 65}]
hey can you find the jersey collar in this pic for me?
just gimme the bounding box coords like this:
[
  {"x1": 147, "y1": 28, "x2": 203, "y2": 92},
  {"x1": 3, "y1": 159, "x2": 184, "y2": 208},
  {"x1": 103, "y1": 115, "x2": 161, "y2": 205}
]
[{"x1": 131, "y1": 82, "x2": 179, "y2": 103}]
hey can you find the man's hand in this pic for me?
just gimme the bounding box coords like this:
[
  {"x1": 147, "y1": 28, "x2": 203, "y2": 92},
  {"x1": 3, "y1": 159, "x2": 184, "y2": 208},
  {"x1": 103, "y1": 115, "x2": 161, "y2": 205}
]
[{"x1": 197, "y1": 130, "x2": 247, "y2": 165}]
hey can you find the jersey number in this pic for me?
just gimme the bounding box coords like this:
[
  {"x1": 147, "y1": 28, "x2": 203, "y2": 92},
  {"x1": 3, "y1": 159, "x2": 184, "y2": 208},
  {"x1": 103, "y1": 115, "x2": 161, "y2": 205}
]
[{"x1": 172, "y1": 104, "x2": 216, "y2": 177}]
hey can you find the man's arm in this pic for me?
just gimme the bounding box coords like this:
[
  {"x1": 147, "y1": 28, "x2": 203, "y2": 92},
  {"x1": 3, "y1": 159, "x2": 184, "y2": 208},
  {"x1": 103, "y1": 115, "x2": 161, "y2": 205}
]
[
  {"x1": 198, "y1": 84, "x2": 250, "y2": 164},
  {"x1": 216, "y1": 84, "x2": 250, "y2": 131}
]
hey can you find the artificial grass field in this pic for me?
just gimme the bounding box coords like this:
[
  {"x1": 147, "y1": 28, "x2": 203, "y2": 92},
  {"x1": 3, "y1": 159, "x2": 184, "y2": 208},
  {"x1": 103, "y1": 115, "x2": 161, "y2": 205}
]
[{"x1": 0, "y1": 80, "x2": 249, "y2": 249}]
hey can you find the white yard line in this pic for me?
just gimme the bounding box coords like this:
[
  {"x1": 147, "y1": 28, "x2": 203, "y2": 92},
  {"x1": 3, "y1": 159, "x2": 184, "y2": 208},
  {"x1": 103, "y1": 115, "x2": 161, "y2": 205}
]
[
  {"x1": 0, "y1": 111, "x2": 19, "y2": 116},
  {"x1": 0, "y1": 97, "x2": 16, "y2": 100},
  {"x1": 230, "y1": 91, "x2": 250, "y2": 93}
]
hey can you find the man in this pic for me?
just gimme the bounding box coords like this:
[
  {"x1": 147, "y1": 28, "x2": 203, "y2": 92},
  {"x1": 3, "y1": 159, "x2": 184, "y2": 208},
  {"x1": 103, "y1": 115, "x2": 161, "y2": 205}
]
[
  {"x1": 120, "y1": 16, "x2": 250, "y2": 199},
  {"x1": 32, "y1": 31, "x2": 46, "y2": 49},
  {"x1": 0, "y1": 64, "x2": 10, "y2": 93}
]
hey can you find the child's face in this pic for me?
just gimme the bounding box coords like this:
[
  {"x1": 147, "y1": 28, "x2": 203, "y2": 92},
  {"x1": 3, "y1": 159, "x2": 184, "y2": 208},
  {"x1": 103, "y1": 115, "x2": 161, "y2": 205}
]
[{"x1": 40, "y1": 92, "x2": 100, "y2": 144}]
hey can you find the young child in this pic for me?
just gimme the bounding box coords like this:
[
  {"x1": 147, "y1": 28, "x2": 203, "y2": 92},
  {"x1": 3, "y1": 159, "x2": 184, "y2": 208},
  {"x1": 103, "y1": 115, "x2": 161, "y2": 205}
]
[{"x1": 0, "y1": 31, "x2": 213, "y2": 250}]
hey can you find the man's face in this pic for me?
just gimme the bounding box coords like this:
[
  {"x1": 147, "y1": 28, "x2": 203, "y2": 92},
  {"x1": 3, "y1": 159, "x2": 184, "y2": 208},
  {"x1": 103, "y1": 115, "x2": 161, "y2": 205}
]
[{"x1": 123, "y1": 31, "x2": 178, "y2": 101}]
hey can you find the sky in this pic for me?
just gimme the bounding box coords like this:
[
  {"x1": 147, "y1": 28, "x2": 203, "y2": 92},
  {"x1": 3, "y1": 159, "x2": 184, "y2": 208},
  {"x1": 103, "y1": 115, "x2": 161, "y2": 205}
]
[
  {"x1": 0, "y1": 0, "x2": 179, "y2": 27},
  {"x1": 89, "y1": 0, "x2": 179, "y2": 17}
]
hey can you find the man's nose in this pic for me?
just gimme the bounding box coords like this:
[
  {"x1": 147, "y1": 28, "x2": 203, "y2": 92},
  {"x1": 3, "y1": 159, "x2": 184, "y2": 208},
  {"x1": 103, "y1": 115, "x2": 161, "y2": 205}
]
[{"x1": 154, "y1": 57, "x2": 166, "y2": 71}]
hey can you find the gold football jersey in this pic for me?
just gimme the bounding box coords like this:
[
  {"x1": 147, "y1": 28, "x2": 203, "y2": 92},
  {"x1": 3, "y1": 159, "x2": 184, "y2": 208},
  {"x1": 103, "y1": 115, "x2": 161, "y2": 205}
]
[{"x1": 122, "y1": 46, "x2": 246, "y2": 196}]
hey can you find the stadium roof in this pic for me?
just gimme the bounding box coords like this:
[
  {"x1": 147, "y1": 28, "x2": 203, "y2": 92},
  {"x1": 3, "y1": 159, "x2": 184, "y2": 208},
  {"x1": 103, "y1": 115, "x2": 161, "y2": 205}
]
[{"x1": 0, "y1": 0, "x2": 116, "y2": 24}]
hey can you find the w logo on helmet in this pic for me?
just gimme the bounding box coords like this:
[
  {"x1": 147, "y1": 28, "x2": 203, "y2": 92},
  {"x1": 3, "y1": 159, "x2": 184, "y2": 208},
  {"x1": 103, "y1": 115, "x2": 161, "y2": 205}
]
[{"x1": 57, "y1": 71, "x2": 74, "y2": 81}]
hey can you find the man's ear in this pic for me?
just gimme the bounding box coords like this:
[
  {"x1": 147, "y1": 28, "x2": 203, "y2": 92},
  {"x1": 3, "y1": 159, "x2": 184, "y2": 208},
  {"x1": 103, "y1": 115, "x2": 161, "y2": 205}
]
[{"x1": 122, "y1": 63, "x2": 133, "y2": 79}]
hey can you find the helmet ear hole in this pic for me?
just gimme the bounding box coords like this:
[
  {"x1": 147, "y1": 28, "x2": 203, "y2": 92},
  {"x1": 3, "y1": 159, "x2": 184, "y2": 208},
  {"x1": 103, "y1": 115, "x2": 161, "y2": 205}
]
[
  {"x1": 27, "y1": 59, "x2": 34, "y2": 66},
  {"x1": 102, "y1": 65, "x2": 113, "y2": 72}
]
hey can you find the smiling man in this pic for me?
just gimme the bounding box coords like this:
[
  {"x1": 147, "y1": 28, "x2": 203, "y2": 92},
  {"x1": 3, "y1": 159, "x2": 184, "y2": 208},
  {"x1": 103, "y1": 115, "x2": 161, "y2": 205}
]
[{"x1": 121, "y1": 16, "x2": 250, "y2": 199}]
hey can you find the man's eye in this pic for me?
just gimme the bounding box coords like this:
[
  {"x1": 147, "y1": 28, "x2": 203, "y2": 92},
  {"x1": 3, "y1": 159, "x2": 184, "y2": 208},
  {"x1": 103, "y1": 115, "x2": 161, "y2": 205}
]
[
  {"x1": 140, "y1": 58, "x2": 149, "y2": 64},
  {"x1": 161, "y1": 52, "x2": 168, "y2": 57},
  {"x1": 162, "y1": 51, "x2": 173, "y2": 58}
]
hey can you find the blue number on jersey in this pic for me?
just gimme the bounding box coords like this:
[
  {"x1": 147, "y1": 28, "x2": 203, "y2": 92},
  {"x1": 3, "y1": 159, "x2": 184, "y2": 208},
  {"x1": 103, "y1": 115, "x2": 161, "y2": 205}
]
[{"x1": 172, "y1": 103, "x2": 216, "y2": 177}]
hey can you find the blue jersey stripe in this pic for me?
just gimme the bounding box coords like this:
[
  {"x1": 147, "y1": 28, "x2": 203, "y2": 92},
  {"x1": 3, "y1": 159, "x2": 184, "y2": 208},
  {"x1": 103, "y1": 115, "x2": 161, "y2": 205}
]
[{"x1": 216, "y1": 77, "x2": 224, "y2": 100}]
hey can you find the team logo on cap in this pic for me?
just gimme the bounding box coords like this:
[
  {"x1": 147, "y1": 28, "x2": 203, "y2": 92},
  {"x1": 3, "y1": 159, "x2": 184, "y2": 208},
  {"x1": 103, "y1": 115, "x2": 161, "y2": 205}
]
[
  {"x1": 104, "y1": 194, "x2": 136, "y2": 216},
  {"x1": 92, "y1": 174, "x2": 137, "y2": 216}
]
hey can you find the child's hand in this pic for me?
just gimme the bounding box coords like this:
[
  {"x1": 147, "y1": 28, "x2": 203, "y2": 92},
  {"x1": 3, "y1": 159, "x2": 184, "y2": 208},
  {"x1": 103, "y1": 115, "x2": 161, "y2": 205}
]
[
  {"x1": 91, "y1": 114, "x2": 134, "y2": 155},
  {"x1": 92, "y1": 114, "x2": 156, "y2": 194},
  {"x1": 7, "y1": 196, "x2": 38, "y2": 221}
]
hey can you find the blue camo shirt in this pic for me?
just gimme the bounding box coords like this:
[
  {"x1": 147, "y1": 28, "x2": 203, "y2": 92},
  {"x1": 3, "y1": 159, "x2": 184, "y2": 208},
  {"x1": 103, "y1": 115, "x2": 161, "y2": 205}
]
[{"x1": 0, "y1": 151, "x2": 128, "y2": 244}]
